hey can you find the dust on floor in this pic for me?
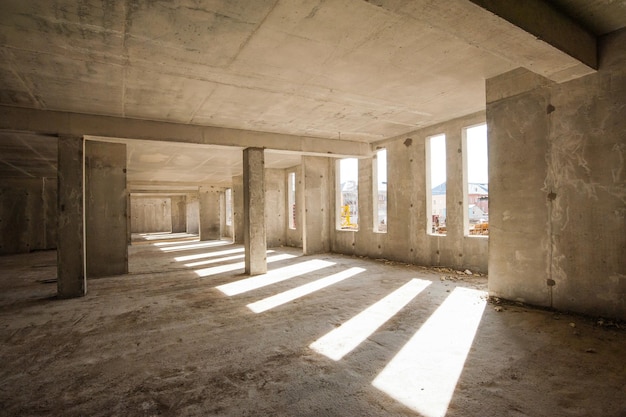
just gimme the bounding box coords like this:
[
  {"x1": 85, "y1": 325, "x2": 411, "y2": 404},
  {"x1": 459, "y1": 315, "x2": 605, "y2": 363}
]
[{"x1": 0, "y1": 240, "x2": 625, "y2": 417}]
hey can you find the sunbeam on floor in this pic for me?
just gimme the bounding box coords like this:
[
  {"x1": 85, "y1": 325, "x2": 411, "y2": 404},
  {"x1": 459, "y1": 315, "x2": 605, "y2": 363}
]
[
  {"x1": 310, "y1": 278, "x2": 432, "y2": 361},
  {"x1": 216, "y1": 259, "x2": 335, "y2": 296},
  {"x1": 247, "y1": 267, "x2": 366, "y2": 313},
  {"x1": 372, "y1": 286, "x2": 487, "y2": 417}
]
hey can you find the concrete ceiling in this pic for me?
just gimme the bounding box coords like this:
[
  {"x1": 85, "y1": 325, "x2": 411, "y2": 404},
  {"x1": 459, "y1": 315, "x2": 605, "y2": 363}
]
[{"x1": 0, "y1": 0, "x2": 624, "y2": 187}]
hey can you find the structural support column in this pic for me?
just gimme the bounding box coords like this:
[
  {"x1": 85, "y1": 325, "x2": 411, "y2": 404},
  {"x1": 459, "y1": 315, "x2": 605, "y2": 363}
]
[
  {"x1": 243, "y1": 148, "x2": 266, "y2": 275},
  {"x1": 57, "y1": 135, "x2": 86, "y2": 298},
  {"x1": 85, "y1": 141, "x2": 128, "y2": 278},
  {"x1": 232, "y1": 175, "x2": 244, "y2": 244},
  {"x1": 302, "y1": 156, "x2": 331, "y2": 255},
  {"x1": 199, "y1": 186, "x2": 222, "y2": 241}
]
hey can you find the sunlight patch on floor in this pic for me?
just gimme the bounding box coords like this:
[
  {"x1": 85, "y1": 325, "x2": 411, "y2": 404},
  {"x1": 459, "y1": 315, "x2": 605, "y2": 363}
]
[
  {"x1": 158, "y1": 241, "x2": 230, "y2": 252},
  {"x1": 372, "y1": 287, "x2": 487, "y2": 417},
  {"x1": 194, "y1": 253, "x2": 296, "y2": 278},
  {"x1": 216, "y1": 259, "x2": 335, "y2": 296},
  {"x1": 310, "y1": 278, "x2": 431, "y2": 361},
  {"x1": 247, "y1": 267, "x2": 365, "y2": 313},
  {"x1": 175, "y1": 247, "x2": 244, "y2": 262}
]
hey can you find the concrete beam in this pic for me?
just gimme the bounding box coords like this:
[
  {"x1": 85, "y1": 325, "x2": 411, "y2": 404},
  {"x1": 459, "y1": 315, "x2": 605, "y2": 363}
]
[
  {"x1": 0, "y1": 105, "x2": 372, "y2": 157},
  {"x1": 375, "y1": 0, "x2": 596, "y2": 83},
  {"x1": 468, "y1": 0, "x2": 597, "y2": 70}
]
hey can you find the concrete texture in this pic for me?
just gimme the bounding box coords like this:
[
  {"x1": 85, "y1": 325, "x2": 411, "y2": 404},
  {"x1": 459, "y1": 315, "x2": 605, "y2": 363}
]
[
  {"x1": 243, "y1": 148, "x2": 267, "y2": 275},
  {"x1": 265, "y1": 169, "x2": 287, "y2": 248},
  {"x1": 232, "y1": 175, "x2": 244, "y2": 244},
  {"x1": 185, "y1": 194, "x2": 200, "y2": 235},
  {"x1": 199, "y1": 187, "x2": 222, "y2": 241},
  {"x1": 332, "y1": 113, "x2": 489, "y2": 274},
  {"x1": 85, "y1": 141, "x2": 128, "y2": 278},
  {"x1": 130, "y1": 198, "x2": 172, "y2": 234},
  {"x1": 56, "y1": 135, "x2": 85, "y2": 298},
  {"x1": 1, "y1": 244, "x2": 625, "y2": 416},
  {"x1": 0, "y1": 178, "x2": 57, "y2": 255},
  {"x1": 302, "y1": 156, "x2": 332, "y2": 255},
  {"x1": 170, "y1": 196, "x2": 187, "y2": 234},
  {"x1": 488, "y1": 29, "x2": 626, "y2": 320}
]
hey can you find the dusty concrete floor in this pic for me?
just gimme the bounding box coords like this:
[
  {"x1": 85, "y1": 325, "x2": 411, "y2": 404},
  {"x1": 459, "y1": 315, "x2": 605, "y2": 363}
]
[{"x1": 1, "y1": 239, "x2": 625, "y2": 417}]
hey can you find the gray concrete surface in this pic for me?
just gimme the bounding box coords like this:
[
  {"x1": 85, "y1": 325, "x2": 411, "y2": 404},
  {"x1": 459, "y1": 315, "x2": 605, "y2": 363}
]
[
  {"x1": 85, "y1": 141, "x2": 128, "y2": 278},
  {"x1": 1, "y1": 243, "x2": 625, "y2": 416},
  {"x1": 488, "y1": 29, "x2": 626, "y2": 320},
  {"x1": 243, "y1": 148, "x2": 267, "y2": 275},
  {"x1": 56, "y1": 135, "x2": 85, "y2": 298},
  {"x1": 199, "y1": 187, "x2": 222, "y2": 241}
]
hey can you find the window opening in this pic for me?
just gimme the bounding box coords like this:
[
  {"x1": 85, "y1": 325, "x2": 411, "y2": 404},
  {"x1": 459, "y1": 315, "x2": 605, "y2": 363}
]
[
  {"x1": 374, "y1": 149, "x2": 387, "y2": 233},
  {"x1": 225, "y1": 188, "x2": 233, "y2": 226},
  {"x1": 427, "y1": 134, "x2": 446, "y2": 235},
  {"x1": 338, "y1": 158, "x2": 358, "y2": 230},
  {"x1": 464, "y1": 124, "x2": 488, "y2": 236},
  {"x1": 288, "y1": 172, "x2": 296, "y2": 229}
]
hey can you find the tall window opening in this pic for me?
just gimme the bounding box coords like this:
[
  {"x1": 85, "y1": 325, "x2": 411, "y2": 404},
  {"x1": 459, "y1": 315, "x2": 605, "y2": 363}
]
[
  {"x1": 464, "y1": 124, "x2": 488, "y2": 236},
  {"x1": 337, "y1": 158, "x2": 358, "y2": 230},
  {"x1": 288, "y1": 172, "x2": 296, "y2": 230},
  {"x1": 427, "y1": 134, "x2": 446, "y2": 235},
  {"x1": 225, "y1": 188, "x2": 233, "y2": 226},
  {"x1": 374, "y1": 149, "x2": 387, "y2": 233}
]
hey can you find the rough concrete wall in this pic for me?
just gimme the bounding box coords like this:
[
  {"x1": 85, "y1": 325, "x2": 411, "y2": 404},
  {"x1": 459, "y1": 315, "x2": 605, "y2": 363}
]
[
  {"x1": 0, "y1": 178, "x2": 57, "y2": 254},
  {"x1": 85, "y1": 141, "x2": 127, "y2": 278},
  {"x1": 170, "y1": 196, "x2": 187, "y2": 233},
  {"x1": 265, "y1": 169, "x2": 286, "y2": 247},
  {"x1": 487, "y1": 29, "x2": 626, "y2": 320},
  {"x1": 302, "y1": 156, "x2": 331, "y2": 255},
  {"x1": 130, "y1": 197, "x2": 172, "y2": 233},
  {"x1": 57, "y1": 135, "x2": 85, "y2": 297},
  {"x1": 186, "y1": 194, "x2": 199, "y2": 234},
  {"x1": 330, "y1": 113, "x2": 489, "y2": 273},
  {"x1": 199, "y1": 187, "x2": 221, "y2": 240},
  {"x1": 232, "y1": 175, "x2": 244, "y2": 244},
  {"x1": 285, "y1": 165, "x2": 303, "y2": 249}
]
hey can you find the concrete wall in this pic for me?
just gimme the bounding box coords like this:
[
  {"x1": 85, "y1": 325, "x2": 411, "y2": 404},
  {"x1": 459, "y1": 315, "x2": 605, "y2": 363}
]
[
  {"x1": 330, "y1": 113, "x2": 489, "y2": 273},
  {"x1": 171, "y1": 196, "x2": 187, "y2": 233},
  {"x1": 265, "y1": 168, "x2": 287, "y2": 247},
  {"x1": 302, "y1": 156, "x2": 332, "y2": 255},
  {"x1": 85, "y1": 141, "x2": 128, "y2": 278},
  {"x1": 232, "y1": 175, "x2": 244, "y2": 244},
  {"x1": 0, "y1": 177, "x2": 57, "y2": 255},
  {"x1": 130, "y1": 197, "x2": 172, "y2": 233},
  {"x1": 487, "y1": 29, "x2": 626, "y2": 320},
  {"x1": 199, "y1": 187, "x2": 221, "y2": 240},
  {"x1": 186, "y1": 193, "x2": 199, "y2": 235}
]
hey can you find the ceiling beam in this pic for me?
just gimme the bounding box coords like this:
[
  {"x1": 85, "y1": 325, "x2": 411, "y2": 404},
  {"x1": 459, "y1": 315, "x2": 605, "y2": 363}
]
[
  {"x1": 0, "y1": 105, "x2": 373, "y2": 158},
  {"x1": 369, "y1": 0, "x2": 596, "y2": 83}
]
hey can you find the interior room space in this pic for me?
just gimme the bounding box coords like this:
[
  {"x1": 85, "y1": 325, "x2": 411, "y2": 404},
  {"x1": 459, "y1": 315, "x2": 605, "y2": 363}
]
[{"x1": 1, "y1": 1, "x2": 625, "y2": 416}]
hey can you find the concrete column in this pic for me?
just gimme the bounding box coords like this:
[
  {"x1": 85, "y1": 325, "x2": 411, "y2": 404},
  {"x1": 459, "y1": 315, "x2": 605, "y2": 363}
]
[
  {"x1": 243, "y1": 148, "x2": 267, "y2": 275},
  {"x1": 199, "y1": 187, "x2": 221, "y2": 241},
  {"x1": 186, "y1": 193, "x2": 199, "y2": 234},
  {"x1": 57, "y1": 135, "x2": 86, "y2": 298},
  {"x1": 232, "y1": 175, "x2": 244, "y2": 244},
  {"x1": 302, "y1": 156, "x2": 331, "y2": 255},
  {"x1": 85, "y1": 141, "x2": 128, "y2": 278},
  {"x1": 171, "y1": 195, "x2": 187, "y2": 233}
]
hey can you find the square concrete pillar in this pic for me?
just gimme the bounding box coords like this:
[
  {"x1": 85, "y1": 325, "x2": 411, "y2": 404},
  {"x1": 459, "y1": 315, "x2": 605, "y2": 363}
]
[
  {"x1": 232, "y1": 175, "x2": 244, "y2": 244},
  {"x1": 85, "y1": 141, "x2": 128, "y2": 278},
  {"x1": 243, "y1": 148, "x2": 267, "y2": 275},
  {"x1": 57, "y1": 135, "x2": 86, "y2": 298},
  {"x1": 302, "y1": 156, "x2": 331, "y2": 255},
  {"x1": 199, "y1": 187, "x2": 222, "y2": 241}
]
